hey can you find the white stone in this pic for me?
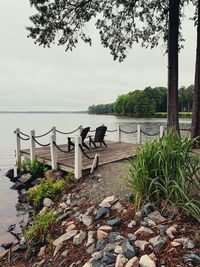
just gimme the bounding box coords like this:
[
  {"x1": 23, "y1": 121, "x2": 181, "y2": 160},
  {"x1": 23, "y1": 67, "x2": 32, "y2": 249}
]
[
  {"x1": 128, "y1": 221, "x2": 136, "y2": 228},
  {"x1": 166, "y1": 226, "x2": 177, "y2": 239},
  {"x1": 111, "y1": 201, "x2": 124, "y2": 212},
  {"x1": 171, "y1": 241, "x2": 181, "y2": 247},
  {"x1": 82, "y1": 262, "x2": 92, "y2": 267},
  {"x1": 99, "y1": 196, "x2": 115, "y2": 207},
  {"x1": 53, "y1": 230, "x2": 78, "y2": 246},
  {"x1": 43, "y1": 198, "x2": 53, "y2": 207},
  {"x1": 53, "y1": 242, "x2": 63, "y2": 257},
  {"x1": 173, "y1": 237, "x2": 189, "y2": 245},
  {"x1": 98, "y1": 225, "x2": 112, "y2": 231},
  {"x1": 125, "y1": 257, "x2": 139, "y2": 267},
  {"x1": 97, "y1": 230, "x2": 108, "y2": 241},
  {"x1": 139, "y1": 255, "x2": 156, "y2": 267},
  {"x1": 60, "y1": 202, "x2": 68, "y2": 210},
  {"x1": 115, "y1": 254, "x2": 128, "y2": 267},
  {"x1": 91, "y1": 251, "x2": 103, "y2": 261},
  {"x1": 114, "y1": 245, "x2": 123, "y2": 254},
  {"x1": 73, "y1": 231, "x2": 86, "y2": 245},
  {"x1": 66, "y1": 224, "x2": 76, "y2": 232},
  {"x1": 81, "y1": 215, "x2": 93, "y2": 227},
  {"x1": 135, "y1": 240, "x2": 149, "y2": 251},
  {"x1": 38, "y1": 246, "x2": 46, "y2": 257},
  {"x1": 86, "y1": 231, "x2": 95, "y2": 247},
  {"x1": 134, "y1": 226, "x2": 154, "y2": 236}
]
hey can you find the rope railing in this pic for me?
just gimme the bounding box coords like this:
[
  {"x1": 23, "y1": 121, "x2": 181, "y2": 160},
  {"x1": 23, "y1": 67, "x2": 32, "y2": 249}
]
[
  {"x1": 17, "y1": 133, "x2": 30, "y2": 141},
  {"x1": 53, "y1": 141, "x2": 73, "y2": 153},
  {"x1": 55, "y1": 126, "x2": 80, "y2": 135},
  {"x1": 79, "y1": 144, "x2": 95, "y2": 160},
  {"x1": 106, "y1": 129, "x2": 117, "y2": 133},
  {"x1": 120, "y1": 129, "x2": 137, "y2": 134},
  {"x1": 140, "y1": 129, "x2": 160, "y2": 137},
  {"x1": 14, "y1": 130, "x2": 29, "y2": 138},
  {"x1": 35, "y1": 128, "x2": 53, "y2": 138},
  {"x1": 89, "y1": 129, "x2": 96, "y2": 133},
  {"x1": 32, "y1": 136, "x2": 50, "y2": 147}
]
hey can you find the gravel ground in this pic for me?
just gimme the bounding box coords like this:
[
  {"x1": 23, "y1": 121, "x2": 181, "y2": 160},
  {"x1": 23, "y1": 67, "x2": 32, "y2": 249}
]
[{"x1": 80, "y1": 160, "x2": 133, "y2": 204}]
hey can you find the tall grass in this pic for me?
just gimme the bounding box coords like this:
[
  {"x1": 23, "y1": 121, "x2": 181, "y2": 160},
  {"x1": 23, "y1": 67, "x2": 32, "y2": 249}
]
[{"x1": 128, "y1": 130, "x2": 200, "y2": 221}]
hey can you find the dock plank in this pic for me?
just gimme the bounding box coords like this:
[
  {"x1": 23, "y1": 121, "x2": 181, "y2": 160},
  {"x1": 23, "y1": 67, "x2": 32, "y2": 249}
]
[{"x1": 21, "y1": 141, "x2": 139, "y2": 173}]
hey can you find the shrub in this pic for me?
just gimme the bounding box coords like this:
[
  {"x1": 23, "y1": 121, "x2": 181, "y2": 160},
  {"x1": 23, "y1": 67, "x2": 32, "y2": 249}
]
[
  {"x1": 25, "y1": 210, "x2": 57, "y2": 247},
  {"x1": 19, "y1": 158, "x2": 48, "y2": 176},
  {"x1": 128, "y1": 130, "x2": 200, "y2": 221},
  {"x1": 27, "y1": 178, "x2": 68, "y2": 206}
]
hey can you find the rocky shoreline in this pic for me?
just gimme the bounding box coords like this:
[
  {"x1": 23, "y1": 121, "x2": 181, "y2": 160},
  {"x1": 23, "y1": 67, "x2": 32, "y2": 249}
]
[{"x1": 0, "y1": 168, "x2": 200, "y2": 267}]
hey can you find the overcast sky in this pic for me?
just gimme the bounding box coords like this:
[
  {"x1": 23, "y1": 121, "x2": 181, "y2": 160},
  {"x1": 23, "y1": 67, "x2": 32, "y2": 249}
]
[{"x1": 0, "y1": 1, "x2": 197, "y2": 111}]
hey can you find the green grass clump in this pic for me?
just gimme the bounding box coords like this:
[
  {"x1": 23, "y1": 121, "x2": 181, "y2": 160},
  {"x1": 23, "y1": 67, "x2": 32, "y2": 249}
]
[
  {"x1": 25, "y1": 210, "x2": 57, "y2": 247},
  {"x1": 128, "y1": 130, "x2": 200, "y2": 221},
  {"x1": 19, "y1": 158, "x2": 48, "y2": 176},
  {"x1": 27, "y1": 178, "x2": 68, "y2": 206}
]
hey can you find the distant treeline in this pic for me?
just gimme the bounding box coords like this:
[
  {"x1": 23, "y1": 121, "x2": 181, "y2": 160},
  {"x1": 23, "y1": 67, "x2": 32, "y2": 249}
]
[{"x1": 88, "y1": 85, "x2": 193, "y2": 117}]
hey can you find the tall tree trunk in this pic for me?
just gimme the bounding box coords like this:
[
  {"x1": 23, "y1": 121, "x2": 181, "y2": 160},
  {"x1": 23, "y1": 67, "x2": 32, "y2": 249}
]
[
  {"x1": 191, "y1": 0, "x2": 200, "y2": 139},
  {"x1": 167, "y1": 0, "x2": 180, "y2": 133}
]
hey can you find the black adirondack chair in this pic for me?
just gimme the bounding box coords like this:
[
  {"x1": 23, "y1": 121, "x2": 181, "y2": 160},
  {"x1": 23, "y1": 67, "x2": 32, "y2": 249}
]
[
  {"x1": 68, "y1": 127, "x2": 90, "y2": 151},
  {"x1": 89, "y1": 126, "x2": 107, "y2": 148}
]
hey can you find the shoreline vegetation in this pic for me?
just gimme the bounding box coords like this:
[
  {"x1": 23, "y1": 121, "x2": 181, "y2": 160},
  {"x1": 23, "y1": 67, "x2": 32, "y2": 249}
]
[{"x1": 88, "y1": 86, "x2": 193, "y2": 118}]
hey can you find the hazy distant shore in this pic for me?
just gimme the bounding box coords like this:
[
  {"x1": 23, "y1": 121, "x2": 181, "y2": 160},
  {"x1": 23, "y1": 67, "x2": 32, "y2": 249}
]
[{"x1": 0, "y1": 111, "x2": 88, "y2": 114}]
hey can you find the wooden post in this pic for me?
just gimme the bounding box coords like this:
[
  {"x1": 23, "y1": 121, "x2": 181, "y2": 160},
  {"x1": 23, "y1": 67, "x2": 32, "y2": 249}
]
[
  {"x1": 79, "y1": 125, "x2": 83, "y2": 135},
  {"x1": 90, "y1": 153, "x2": 100, "y2": 174},
  {"x1": 30, "y1": 130, "x2": 36, "y2": 161},
  {"x1": 52, "y1": 126, "x2": 56, "y2": 142},
  {"x1": 118, "y1": 125, "x2": 121, "y2": 142},
  {"x1": 50, "y1": 134, "x2": 57, "y2": 170},
  {"x1": 160, "y1": 126, "x2": 164, "y2": 138},
  {"x1": 137, "y1": 125, "x2": 141, "y2": 144},
  {"x1": 15, "y1": 128, "x2": 21, "y2": 165},
  {"x1": 74, "y1": 136, "x2": 82, "y2": 179}
]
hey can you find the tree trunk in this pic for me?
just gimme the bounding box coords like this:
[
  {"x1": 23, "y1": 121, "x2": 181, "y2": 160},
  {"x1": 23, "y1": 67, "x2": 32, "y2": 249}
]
[
  {"x1": 167, "y1": 0, "x2": 180, "y2": 133},
  {"x1": 191, "y1": 0, "x2": 200, "y2": 139}
]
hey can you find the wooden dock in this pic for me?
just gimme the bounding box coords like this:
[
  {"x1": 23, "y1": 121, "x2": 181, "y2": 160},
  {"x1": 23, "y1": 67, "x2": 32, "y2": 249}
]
[{"x1": 20, "y1": 141, "x2": 140, "y2": 175}]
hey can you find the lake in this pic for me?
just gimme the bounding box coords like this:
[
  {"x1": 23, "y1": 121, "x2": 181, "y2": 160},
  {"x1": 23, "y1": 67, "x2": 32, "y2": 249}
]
[{"x1": 0, "y1": 113, "x2": 191, "y2": 236}]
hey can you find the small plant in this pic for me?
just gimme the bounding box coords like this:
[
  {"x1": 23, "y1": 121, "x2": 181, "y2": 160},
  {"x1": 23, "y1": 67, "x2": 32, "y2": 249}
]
[
  {"x1": 128, "y1": 130, "x2": 200, "y2": 221},
  {"x1": 19, "y1": 158, "x2": 48, "y2": 176},
  {"x1": 27, "y1": 178, "x2": 68, "y2": 206},
  {"x1": 25, "y1": 210, "x2": 57, "y2": 247}
]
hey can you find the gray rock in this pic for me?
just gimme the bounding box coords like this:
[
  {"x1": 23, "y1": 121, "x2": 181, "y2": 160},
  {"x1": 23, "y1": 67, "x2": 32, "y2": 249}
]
[
  {"x1": 95, "y1": 207, "x2": 109, "y2": 220},
  {"x1": 183, "y1": 240, "x2": 195, "y2": 249},
  {"x1": 58, "y1": 211, "x2": 71, "y2": 221},
  {"x1": 115, "y1": 254, "x2": 128, "y2": 267},
  {"x1": 107, "y1": 218, "x2": 123, "y2": 227},
  {"x1": 157, "y1": 225, "x2": 168, "y2": 237},
  {"x1": 43, "y1": 259, "x2": 54, "y2": 267},
  {"x1": 147, "y1": 211, "x2": 166, "y2": 224},
  {"x1": 82, "y1": 215, "x2": 94, "y2": 227},
  {"x1": 183, "y1": 251, "x2": 200, "y2": 266},
  {"x1": 61, "y1": 249, "x2": 69, "y2": 257},
  {"x1": 141, "y1": 203, "x2": 155, "y2": 215},
  {"x1": 122, "y1": 239, "x2": 138, "y2": 260},
  {"x1": 53, "y1": 230, "x2": 78, "y2": 246},
  {"x1": 86, "y1": 231, "x2": 95, "y2": 247},
  {"x1": 96, "y1": 238, "x2": 108, "y2": 251},
  {"x1": 87, "y1": 243, "x2": 95, "y2": 254},
  {"x1": 108, "y1": 232, "x2": 124, "y2": 243},
  {"x1": 18, "y1": 173, "x2": 33, "y2": 184},
  {"x1": 73, "y1": 231, "x2": 86, "y2": 245},
  {"x1": 101, "y1": 251, "x2": 117, "y2": 265},
  {"x1": 5, "y1": 169, "x2": 14, "y2": 179},
  {"x1": 149, "y1": 235, "x2": 167, "y2": 253}
]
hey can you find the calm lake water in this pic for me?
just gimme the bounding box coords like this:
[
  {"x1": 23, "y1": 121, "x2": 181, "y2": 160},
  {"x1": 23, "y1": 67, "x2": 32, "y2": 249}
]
[{"x1": 0, "y1": 113, "x2": 191, "y2": 236}]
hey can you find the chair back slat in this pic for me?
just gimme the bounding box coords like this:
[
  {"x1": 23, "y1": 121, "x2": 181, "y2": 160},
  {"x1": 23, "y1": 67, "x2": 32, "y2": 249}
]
[
  {"x1": 94, "y1": 126, "x2": 107, "y2": 142},
  {"x1": 81, "y1": 127, "x2": 90, "y2": 141}
]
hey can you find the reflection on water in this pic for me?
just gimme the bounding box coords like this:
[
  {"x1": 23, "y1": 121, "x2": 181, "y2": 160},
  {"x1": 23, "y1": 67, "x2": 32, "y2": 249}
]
[{"x1": 0, "y1": 113, "x2": 191, "y2": 236}]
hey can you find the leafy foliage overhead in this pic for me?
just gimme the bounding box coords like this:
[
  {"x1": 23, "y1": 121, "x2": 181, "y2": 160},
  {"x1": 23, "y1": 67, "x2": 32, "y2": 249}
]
[{"x1": 27, "y1": 0, "x2": 190, "y2": 61}]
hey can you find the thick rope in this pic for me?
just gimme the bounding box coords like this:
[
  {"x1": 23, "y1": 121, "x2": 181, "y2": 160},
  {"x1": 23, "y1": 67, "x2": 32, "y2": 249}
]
[
  {"x1": 14, "y1": 130, "x2": 29, "y2": 138},
  {"x1": 35, "y1": 128, "x2": 53, "y2": 138},
  {"x1": 141, "y1": 130, "x2": 160, "y2": 137},
  {"x1": 120, "y1": 129, "x2": 137, "y2": 134},
  {"x1": 56, "y1": 126, "x2": 80, "y2": 135},
  {"x1": 32, "y1": 136, "x2": 50, "y2": 147},
  {"x1": 79, "y1": 144, "x2": 95, "y2": 160},
  {"x1": 106, "y1": 129, "x2": 117, "y2": 133},
  {"x1": 17, "y1": 133, "x2": 30, "y2": 141},
  {"x1": 53, "y1": 142, "x2": 73, "y2": 153}
]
